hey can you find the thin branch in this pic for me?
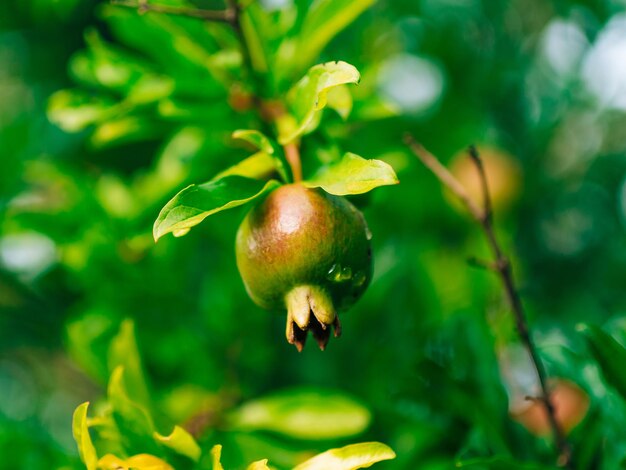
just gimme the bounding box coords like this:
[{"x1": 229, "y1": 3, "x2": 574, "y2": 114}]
[
  {"x1": 110, "y1": 0, "x2": 235, "y2": 22},
  {"x1": 404, "y1": 133, "x2": 573, "y2": 468},
  {"x1": 403, "y1": 135, "x2": 484, "y2": 221}
]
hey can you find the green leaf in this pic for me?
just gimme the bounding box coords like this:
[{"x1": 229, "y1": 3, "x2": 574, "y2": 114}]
[
  {"x1": 294, "y1": 442, "x2": 396, "y2": 470},
  {"x1": 108, "y1": 320, "x2": 150, "y2": 409},
  {"x1": 456, "y1": 456, "x2": 558, "y2": 469},
  {"x1": 279, "y1": 61, "x2": 360, "y2": 144},
  {"x1": 154, "y1": 176, "x2": 280, "y2": 241},
  {"x1": 287, "y1": 0, "x2": 374, "y2": 79},
  {"x1": 48, "y1": 89, "x2": 117, "y2": 132},
  {"x1": 230, "y1": 388, "x2": 371, "y2": 440},
  {"x1": 70, "y1": 29, "x2": 154, "y2": 94},
  {"x1": 154, "y1": 426, "x2": 201, "y2": 462},
  {"x1": 72, "y1": 402, "x2": 98, "y2": 470},
  {"x1": 579, "y1": 324, "x2": 626, "y2": 399},
  {"x1": 231, "y1": 130, "x2": 291, "y2": 183},
  {"x1": 239, "y1": 4, "x2": 270, "y2": 74},
  {"x1": 233, "y1": 130, "x2": 275, "y2": 155},
  {"x1": 215, "y1": 152, "x2": 278, "y2": 181},
  {"x1": 304, "y1": 152, "x2": 398, "y2": 195}
]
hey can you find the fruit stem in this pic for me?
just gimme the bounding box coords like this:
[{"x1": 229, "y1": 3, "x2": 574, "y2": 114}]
[{"x1": 284, "y1": 142, "x2": 303, "y2": 182}]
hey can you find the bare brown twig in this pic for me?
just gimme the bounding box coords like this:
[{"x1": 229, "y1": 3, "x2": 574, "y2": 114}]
[
  {"x1": 110, "y1": 0, "x2": 235, "y2": 22},
  {"x1": 403, "y1": 133, "x2": 573, "y2": 468}
]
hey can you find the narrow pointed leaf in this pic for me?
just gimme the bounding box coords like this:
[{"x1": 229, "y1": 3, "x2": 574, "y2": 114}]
[
  {"x1": 210, "y1": 445, "x2": 225, "y2": 470},
  {"x1": 287, "y1": 0, "x2": 374, "y2": 79},
  {"x1": 72, "y1": 402, "x2": 98, "y2": 470},
  {"x1": 294, "y1": 442, "x2": 396, "y2": 470},
  {"x1": 246, "y1": 460, "x2": 270, "y2": 470},
  {"x1": 108, "y1": 319, "x2": 150, "y2": 409},
  {"x1": 304, "y1": 153, "x2": 398, "y2": 195},
  {"x1": 153, "y1": 176, "x2": 281, "y2": 241},
  {"x1": 154, "y1": 426, "x2": 201, "y2": 462},
  {"x1": 579, "y1": 324, "x2": 626, "y2": 399}
]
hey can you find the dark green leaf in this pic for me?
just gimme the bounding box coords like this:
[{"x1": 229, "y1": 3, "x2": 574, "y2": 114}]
[{"x1": 456, "y1": 456, "x2": 558, "y2": 469}]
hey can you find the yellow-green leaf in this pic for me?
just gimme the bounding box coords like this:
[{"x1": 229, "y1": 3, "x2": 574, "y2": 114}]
[
  {"x1": 279, "y1": 61, "x2": 360, "y2": 144},
  {"x1": 294, "y1": 442, "x2": 396, "y2": 470},
  {"x1": 230, "y1": 387, "x2": 371, "y2": 440},
  {"x1": 108, "y1": 319, "x2": 150, "y2": 408},
  {"x1": 246, "y1": 459, "x2": 270, "y2": 470},
  {"x1": 304, "y1": 152, "x2": 398, "y2": 195},
  {"x1": 215, "y1": 152, "x2": 278, "y2": 181},
  {"x1": 154, "y1": 426, "x2": 201, "y2": 462},
  {"x1": 72, "y1": 402, "x2": 98, "y2": 470},
  {"x1": 210, "y1": 445, "x2": 225, "y2": 470},
  {"x1": 98, "y1": 453, "x2": 174, "y2": 470}
]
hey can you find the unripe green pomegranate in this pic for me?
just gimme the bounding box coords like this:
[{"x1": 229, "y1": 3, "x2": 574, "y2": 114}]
[{"x1": 236, "y1": 183, "x2": 373, "y2": 351}]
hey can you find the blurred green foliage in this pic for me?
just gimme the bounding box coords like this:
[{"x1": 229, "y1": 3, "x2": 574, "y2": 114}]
[{"x1": 3, "y1": 0, "x2": 626, "y2": 468}]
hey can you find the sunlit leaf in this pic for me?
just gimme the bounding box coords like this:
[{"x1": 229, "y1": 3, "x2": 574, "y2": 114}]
[
  {"x1": 90, "y1": 116, "x2": 163, "y2": 148},
  {"x1": 127, "y1": 74, "x2": 174, "y2": 104},
  {"x1": 304, "y1": 152, "x2": 398, "y2": 195},
  {"x1": 246, "y1": 459, "x2": 271, "y2": 470},
  {"x1": 230, "y1": 388, "x2": 371, "y2": 440},
  {"x1": 279, "y1": 61, "x2": 360, "y2": 144},
  {"x1": 72, "y1": 402, "x2": 98, "y2": 470},
  {"x1": 210, "y1": 445, "x2": 225, "y2": 470},
  {"x1": 154, "y1": 426, "x2": 201, "y2": 462},
  {"x1": 579, "y1": 324, "x2": 626, "y2": 399},
  {"x1": 215, "y1": 152, "x2": 278, "y2": 180},
  {"x1": 108, "y1": 320, "x2": 150, "y2": 409},
  {"x1": 326, "y1": 85, "x2": 353, "y2": 120},
  {"x1": 98, "y1": 453, "x2": 174, "y2": 470},
  {"x1": 48, "y1": 89, "x2": 117, "y2": 132},
  {"x1": 153, "y1": 176, "x2": 281, "y2": 241},
  {"x1": 293, "y1": 442, "x2": 396, "y2": 470},
  {"x1": 233, "y1": 129, "x2": 275, "y2": 154}
]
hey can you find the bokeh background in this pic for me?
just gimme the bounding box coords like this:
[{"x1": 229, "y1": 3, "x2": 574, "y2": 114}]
[{"x1": 2, "y1": 0, "x2": 626, "y2": 468}]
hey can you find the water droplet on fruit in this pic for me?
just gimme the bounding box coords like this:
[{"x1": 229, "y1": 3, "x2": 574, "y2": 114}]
[
  {"x1": 327, "y1": 264, "x2": 341, "y2": 282},
  {"x1": 341, "y1": 266, "x2": 352, "y2": 280}
]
